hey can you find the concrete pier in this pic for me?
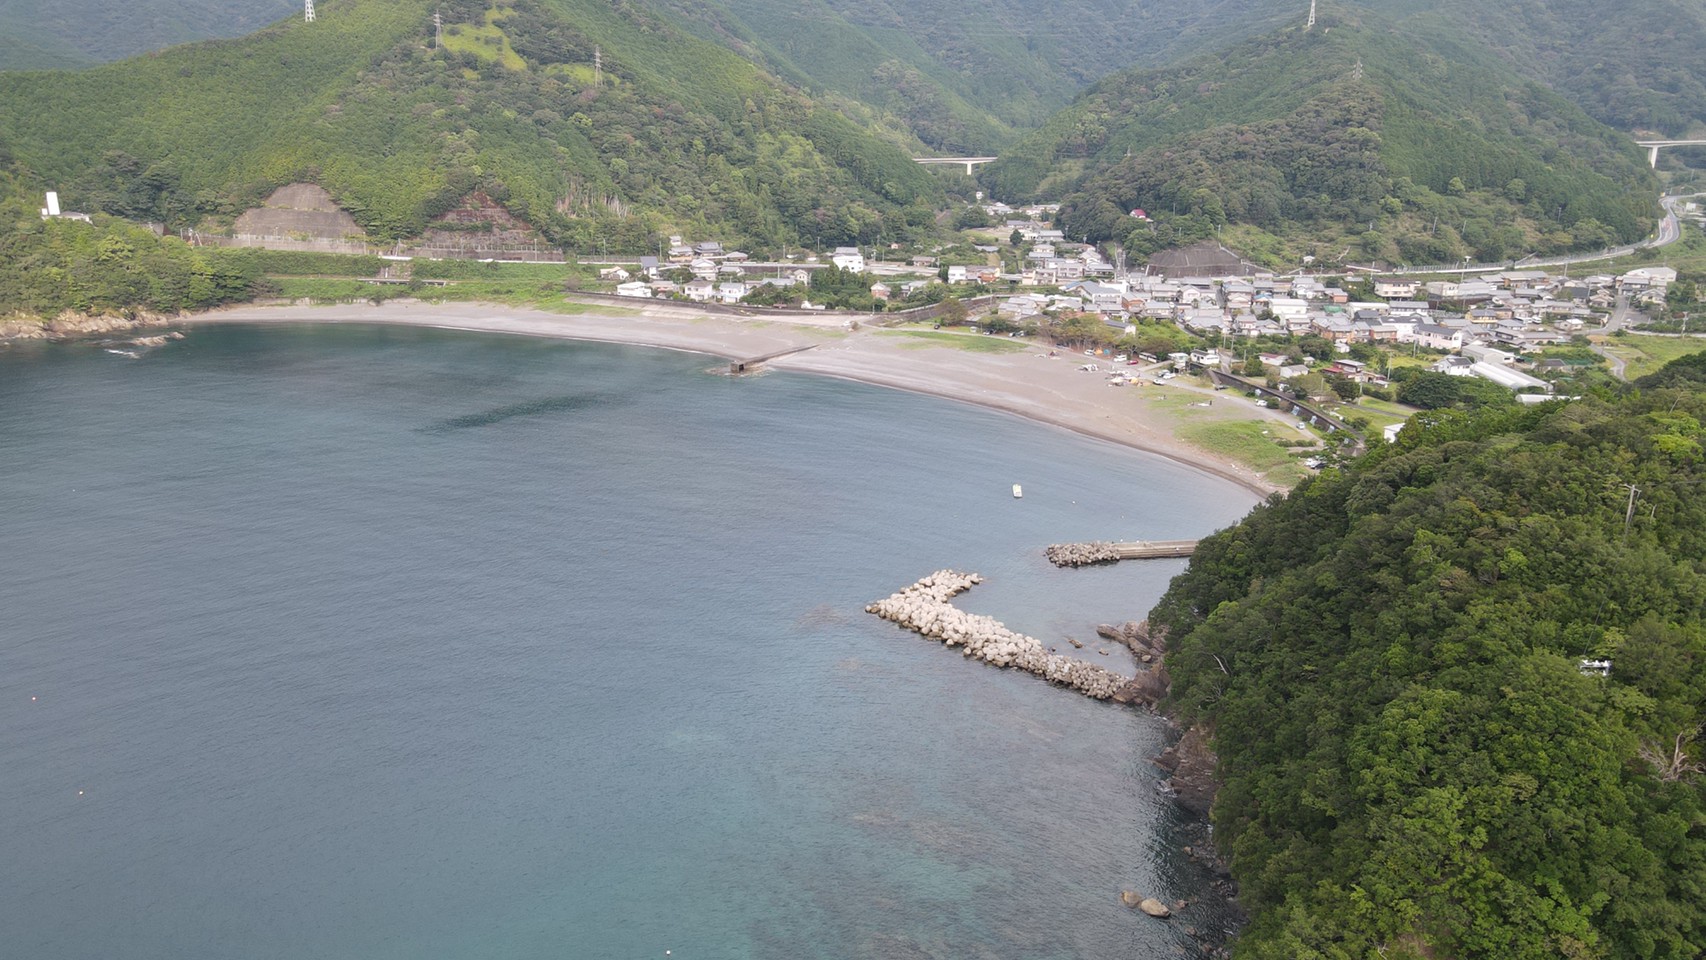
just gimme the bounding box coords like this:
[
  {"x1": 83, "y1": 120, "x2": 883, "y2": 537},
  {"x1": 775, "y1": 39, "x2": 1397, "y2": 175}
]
[
  {"x1": 1045, "y1": 540, "x2": 1199, "y2": 567},
  {"x1": 865, "y1": 570, "x2": 1130, "y2": 699},
  {"x1": 728, "y1": 343, "x2": 816, "y2": 374}
]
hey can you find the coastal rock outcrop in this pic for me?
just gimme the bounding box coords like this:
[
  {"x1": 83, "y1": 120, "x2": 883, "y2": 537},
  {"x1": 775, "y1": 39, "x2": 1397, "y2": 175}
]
[
  {"x1": 1152, "y1": 725, "x2": 1218, "y2": 817},
  {"x1": 864, "y1": 570, "x2": 1130, "y2": 700},
  {"x1": 1045, "y1": 541, "x2": 1122, "y2": 567},
  {"x1": 1097, "y1": 620, "x2": 1161, "y2": 655},
  {"x1": 2, "y1": 310, "x2": 180, "y2": 344},
  {"x1": 1112, "y1": 661, "x2": 1169, "y2": 708}
]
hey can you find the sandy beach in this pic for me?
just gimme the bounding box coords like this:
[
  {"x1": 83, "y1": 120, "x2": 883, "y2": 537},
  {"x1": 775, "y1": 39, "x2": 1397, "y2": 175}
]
[{"x1": 193, "y1": 299, "x2": 1300, "y2": 496}]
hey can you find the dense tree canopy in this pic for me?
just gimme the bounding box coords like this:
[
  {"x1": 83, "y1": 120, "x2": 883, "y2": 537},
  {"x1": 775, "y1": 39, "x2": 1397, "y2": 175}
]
[
  {"x1": 1150, "y1": 362, "x2": 1706, "y2": 958},
  {"x1": 987, "y1": 14, "x2": 1657, "y2": 265}
]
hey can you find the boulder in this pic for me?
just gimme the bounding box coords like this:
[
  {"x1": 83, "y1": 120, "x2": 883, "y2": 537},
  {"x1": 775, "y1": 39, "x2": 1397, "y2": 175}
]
[{"x1": 1138, "y1": 898, "x2": 1172, "y2": 918}]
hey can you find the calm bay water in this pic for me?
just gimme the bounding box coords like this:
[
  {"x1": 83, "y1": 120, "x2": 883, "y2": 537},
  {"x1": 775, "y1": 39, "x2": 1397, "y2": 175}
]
[{"x1": 0, "y1": 324, "x2": 1255, "y2": 959}]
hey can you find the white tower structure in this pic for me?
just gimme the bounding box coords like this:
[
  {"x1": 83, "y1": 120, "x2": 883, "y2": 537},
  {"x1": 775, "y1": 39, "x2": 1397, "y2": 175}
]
[
  {"x1": 304, "y1": 0, "x2": 315, "y2": 23},
  {"x1": 1306, "y1": 0, "x2": 1316, "y2": 29},
  {"x1": 43, "y1": 191, "x2": 61, "y2": 218}
]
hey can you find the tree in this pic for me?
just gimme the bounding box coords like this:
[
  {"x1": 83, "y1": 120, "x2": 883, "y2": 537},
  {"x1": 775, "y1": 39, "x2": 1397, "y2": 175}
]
[
  {"x1": 1298, "y1": 335, "x2": 1335, "y2": 361},
  {"x1": 1325, "y1": 373, "x2": 1360, "y2": 401},
  {"x1": 939, "y1": 295, "x2": 967, "y2": 325},
  {"x1": 1290, "y1": 370, "x2": 1330, "y2": 400},
  {"x1": 953, "y1": 205, "x2": 992, "y2": 230},
  {"x1": 1397, "y1": 370, "x2": 1465, "y2": 409}
]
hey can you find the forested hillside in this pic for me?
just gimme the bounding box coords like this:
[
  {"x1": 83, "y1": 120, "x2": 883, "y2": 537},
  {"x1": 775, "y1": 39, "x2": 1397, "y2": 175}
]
[
  {"x1": 653, "y1": 0, "x2": 1288, "y2": 153},
  {"x1": 1358, "y1": 0, "x2": 1706, "y2": 139},
  {"x1": 986, "y1": 11, "x2": 1658, "y2": 265},
  {"x1": 0, "y1": 0, "x2": 297, "y2": 70},
  {"x1": 1150, "y1": 368, "x2": 1706, "y2": 958},
  {"x1": 0, "y1": 0, "x2": 939, "y2": 251}
]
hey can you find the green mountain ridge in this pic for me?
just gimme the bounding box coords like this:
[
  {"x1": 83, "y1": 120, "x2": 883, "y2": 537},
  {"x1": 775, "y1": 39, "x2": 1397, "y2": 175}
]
[
  {"x1": 0, "y1": 0, "x2": 941, "y2": 250},
  {"x1": 651, "y1": 0, "x2": 1292, "y2": 153},
  {"x1": 986, "y1": 11, "x2": 1660, "y2": 265},
  {"x1": 1358, "y1": 0, "x2": 1706, "y2": 138}
]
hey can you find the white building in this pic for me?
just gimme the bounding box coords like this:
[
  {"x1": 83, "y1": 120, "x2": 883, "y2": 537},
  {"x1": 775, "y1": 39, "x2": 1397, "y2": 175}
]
[
  {"x1": 831, "y1": 246, "x2": 866, "y2": 273},
  {"x1": 1469, "y1": 361, "x2": 1549, "y2": 392}
]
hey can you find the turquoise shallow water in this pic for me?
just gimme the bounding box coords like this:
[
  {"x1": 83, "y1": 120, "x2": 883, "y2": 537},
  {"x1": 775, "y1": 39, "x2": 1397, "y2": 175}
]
[{"x1": 0, "y1": 323, "x2": 1256, "y2": 959}]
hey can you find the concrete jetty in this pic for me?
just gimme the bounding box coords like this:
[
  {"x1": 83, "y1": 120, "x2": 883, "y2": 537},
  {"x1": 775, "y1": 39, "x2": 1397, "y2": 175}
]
[
  {"x1": 728, "y1": 344, "x2": 816, "y2": 374},
  {"x1": 864, "y1": 570, "x2": 1130, "y2": 699},
  {"x1": 1045, "y1": 540, "x2": 1199, "y2": 567}
]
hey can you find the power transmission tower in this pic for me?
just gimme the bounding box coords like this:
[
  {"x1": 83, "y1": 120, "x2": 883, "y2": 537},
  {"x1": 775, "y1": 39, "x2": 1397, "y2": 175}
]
[
  {"x1": 304, "y1": 0, "x2": 315, "y2": 22},
  {"x1": 434, "y1": 9, "x2": 443, "y2": 48},
  {"x1": 1306, "y1": 0, "x2": 1316, "y2": 29},
  {"x1": 594, "y1": 46, "x2": 601, "y2": 86}
]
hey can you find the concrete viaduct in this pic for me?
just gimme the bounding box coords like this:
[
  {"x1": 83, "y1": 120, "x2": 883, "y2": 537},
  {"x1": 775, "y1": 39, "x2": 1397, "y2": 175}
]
[{"x1": 1635, "y1": 140, "x2": 1706, "y2": 168}]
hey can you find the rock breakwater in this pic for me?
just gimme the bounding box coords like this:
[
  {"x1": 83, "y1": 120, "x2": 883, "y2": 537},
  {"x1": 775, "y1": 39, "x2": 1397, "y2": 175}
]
[
  {"x1": 1045, "y1": 541, "x2": 1123, "y2": 567},
  {"x1": 864, "y1": 570, "x2": 1130, "y2": 699}
]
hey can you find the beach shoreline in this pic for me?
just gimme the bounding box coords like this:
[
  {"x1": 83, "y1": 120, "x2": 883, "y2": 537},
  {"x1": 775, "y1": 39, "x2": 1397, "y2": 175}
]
[{"x1": 186, "y1": 299, "x2": 1292, "y2": 498}]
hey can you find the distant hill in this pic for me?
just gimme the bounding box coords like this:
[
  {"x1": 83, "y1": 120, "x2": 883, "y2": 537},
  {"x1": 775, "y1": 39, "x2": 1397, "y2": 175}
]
[
  {"x1": 9, "y1": 0, "x2": 1698, "y2": 164},
  {"x1": 0, "y1": 0, "x2": 1294, "y2": 152},
  {"x1": 985, "y1": 11, "x2": 1659, "y2": 265},
  {"x1": 0, "y1": 0, "x2": 940, "y2": 250},
  {"x1": 651, "y1": 0, "x2": 1291, "y2": 153},
  {"x1": 0, "y1": 0, "x2": 297, "y2": 70},
  {"x1": 1357, "y1": 0, "x2": 1706, "y2": 138}
]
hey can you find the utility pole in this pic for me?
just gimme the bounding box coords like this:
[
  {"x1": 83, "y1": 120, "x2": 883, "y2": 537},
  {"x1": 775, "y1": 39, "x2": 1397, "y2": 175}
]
[
  {"x1": 1623, "y1": 483, "x2": 1641, "y2": 541},
  {"x1": 594, "y1": 46, "x2": 602, "y2": 87},
  {"x1": 434, "y1": 9, "x2": 443, "y2": 48}
]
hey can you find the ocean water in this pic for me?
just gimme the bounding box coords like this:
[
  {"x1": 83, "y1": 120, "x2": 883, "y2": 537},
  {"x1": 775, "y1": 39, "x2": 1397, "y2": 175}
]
[{"x1": 0, "y1": 324, "x2": 1257, "y2": 960}]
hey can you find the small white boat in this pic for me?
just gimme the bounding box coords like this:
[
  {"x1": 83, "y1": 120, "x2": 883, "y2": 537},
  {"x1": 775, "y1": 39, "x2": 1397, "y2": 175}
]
[{"x1": 1012, "y1": 484, "x2": 1023, "y2": 499}]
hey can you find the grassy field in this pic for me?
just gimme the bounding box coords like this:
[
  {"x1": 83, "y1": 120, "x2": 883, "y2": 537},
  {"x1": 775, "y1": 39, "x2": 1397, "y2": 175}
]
[
  {"x1": 1598, "y1": 333, "x2": 1706, "y2": 379},
  {"x1": 271, "y1": 278, "x2": 374, "y2": 302},
  {"x1": 439, "y1": 6, "x2": 529, "y2": 71},
  {"x1": 1328, "y1": 395, "x2": 1424, "y2": 431},
  {"x1": 877, "y1": 330, "x2": 1030, "y2": 353},
  {"x1": 1178, "y1": 420, "x2": 1312, "y2": 486},
  {"x1": 422, "y1": 281, "x2": 607, "y2": 313},
  {"x1": 1130, "y1": 387, "x2": 1319, "y2": 487},
  {"x1": 256, "y1": 253, "x2": 613, "y2": 313}
]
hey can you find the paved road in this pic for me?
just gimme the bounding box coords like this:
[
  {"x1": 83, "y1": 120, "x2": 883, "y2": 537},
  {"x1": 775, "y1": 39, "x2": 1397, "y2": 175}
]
[{"x1": 1589, "y1": 294, "x2": 1645, "y2": 381}]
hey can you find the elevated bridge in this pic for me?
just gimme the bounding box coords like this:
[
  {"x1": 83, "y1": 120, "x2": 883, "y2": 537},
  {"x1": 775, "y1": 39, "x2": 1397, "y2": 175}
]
[
  {"x1": 914, "y1": 156, "x2": 999, "y2": 174},
  {"x1": 1635, "y1": 140, "x2": 1706, "y2": 168}
]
